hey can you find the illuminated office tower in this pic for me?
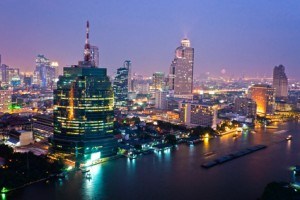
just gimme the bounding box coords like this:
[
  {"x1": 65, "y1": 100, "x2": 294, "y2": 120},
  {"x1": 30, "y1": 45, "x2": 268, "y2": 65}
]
[
  {"x1": 155, "y1": 90, "x2": 168, "y2": 109},
  {"x1": 34, "y1": 55, "x2": 56, "y2": 88},
  {"x1": 50, "y1": 21, "x2": 117, "y2": 167},
  {"x1": 248, "y1": 84, "x2": 275, "y2": 116},
  {"x1": 113, "y1": 61, "x2": 132, "y2": 108},
  {"x1": 0, "y1": 64, "x2": 19, "y2": 84},
  {"x1": 124, "y1": 60, "x2": 132, "y2": 92},
  {"x1": 0, "y1": 88, "x2": 12, "y2": 113},
  {"x1": 169, "y1": 38, "x2": 194, "y2": 95},
  {"x1": 152, "y1": 72, "x2": 165, "y2": 91},
  {"x1": 234, "y1": 97, "x2": 257, "y2": 117},
  {"x1": 273, "y1": 65, "x2": 288, "y2": 99},
  {"x1": 90, "y1": 45, "x2": 99, "y2": 67}
]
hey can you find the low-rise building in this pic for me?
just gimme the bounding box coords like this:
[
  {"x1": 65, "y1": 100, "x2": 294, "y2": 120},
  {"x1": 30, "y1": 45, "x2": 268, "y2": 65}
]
[
  {"x1": 32, "y1": 114, "x2": 54, "y2": 139},
  {"x1": 180, "y1": 101, "x2": 218, "y2": 128}
]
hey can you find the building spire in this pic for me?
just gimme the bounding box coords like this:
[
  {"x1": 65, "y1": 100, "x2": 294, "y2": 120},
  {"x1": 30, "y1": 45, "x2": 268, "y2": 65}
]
[{"x1": 84, "y1": 20, "x2": 91, "y2": 62}]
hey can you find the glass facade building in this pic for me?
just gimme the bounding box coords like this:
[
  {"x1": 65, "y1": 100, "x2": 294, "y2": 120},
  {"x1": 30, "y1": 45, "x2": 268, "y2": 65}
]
[
  {"x1": 248, "y1": 84, "x2": 275, "y2": 116},
  {"x1": 50, "y1": 21, "x2": 118, "y2": 167},
  {"x1": 113, "y1": 61, "x2": 131, "y2": 108},
  {"x1": 273, "y1": 65, "x2": 288, "y2": 100},
  {"x1": 169, "y1": 38, "x2": 194, "y2": 95},
  {"x1": 51, "y1": 66, "x2": 118, "y2": 166}
]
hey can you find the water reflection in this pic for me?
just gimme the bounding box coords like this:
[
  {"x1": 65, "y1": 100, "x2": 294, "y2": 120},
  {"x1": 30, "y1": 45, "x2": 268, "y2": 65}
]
[
  {"x1": 126, "y1": 157, "x2": 136, "y2": 169},
  {"x1": 1, "y1": 193, "x2": 6, "y2": 200},
  {"x1": 10, "y1": 121, "x2": 300, "y2": 200},
  {"x1": 83, "y1": 164, "x2": 104, "y2": 199},
  {"x1": 203, "y1": 138, "x2": 209, "y2": 152},
  {"x1": 163, "y1": 148, "x2": 171, "y2": 162},
  {"x1": 287, "y1": 140, "x2": 291, "y2": 151}
]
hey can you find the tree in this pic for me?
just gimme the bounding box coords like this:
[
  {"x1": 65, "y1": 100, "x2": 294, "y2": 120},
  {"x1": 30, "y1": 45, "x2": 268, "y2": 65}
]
[
  {"x1": 165, "y1": 134, "x2": 177, "y2": 145},
  {"x1": 0, "y1": 144, "x2": 13, "y2": 159}
]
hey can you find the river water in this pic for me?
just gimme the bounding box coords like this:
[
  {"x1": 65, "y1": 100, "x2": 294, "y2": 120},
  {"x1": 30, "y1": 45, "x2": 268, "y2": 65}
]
[{"x1": 7, "y1": 121, "x2": 300, "y2": 200}]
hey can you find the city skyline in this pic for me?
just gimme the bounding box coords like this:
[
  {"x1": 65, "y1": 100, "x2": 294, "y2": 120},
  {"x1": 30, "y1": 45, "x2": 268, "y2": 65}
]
[{"x1": 0, "y1": 1, "x2": 300, "y2": 78}]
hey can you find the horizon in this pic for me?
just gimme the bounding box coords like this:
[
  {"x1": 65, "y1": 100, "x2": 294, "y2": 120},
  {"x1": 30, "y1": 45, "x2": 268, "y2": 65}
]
[{"x1": 0, "y1": 0, "x2": 299, "y2": 78}]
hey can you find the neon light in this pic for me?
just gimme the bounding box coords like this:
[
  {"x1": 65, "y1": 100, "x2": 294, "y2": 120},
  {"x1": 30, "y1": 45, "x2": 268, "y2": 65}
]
[{"x1": 1, "y1": 187, "x2": 9, "y2": 193}]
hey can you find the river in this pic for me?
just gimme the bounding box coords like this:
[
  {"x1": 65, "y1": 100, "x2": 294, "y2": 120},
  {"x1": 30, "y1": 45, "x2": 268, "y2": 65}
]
[{"x1": 7, "y1": 121, "x2": 300, "y2": 200}]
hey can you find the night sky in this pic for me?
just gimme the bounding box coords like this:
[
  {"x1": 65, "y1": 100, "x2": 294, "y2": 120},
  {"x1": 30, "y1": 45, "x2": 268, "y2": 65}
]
[{"x1": 0, "y1": 0, "x2": 300, "y2": 78}]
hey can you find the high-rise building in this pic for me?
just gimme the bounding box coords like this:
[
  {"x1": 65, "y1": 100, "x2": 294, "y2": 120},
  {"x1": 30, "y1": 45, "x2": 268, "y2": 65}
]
[
  {"x1": 90, "y1": 45, "x2": 99, "y2": 67},
  {"x1": 234, "y1": 97, "x2": 257, "y2": 117},
  {"x1": 33, "y1": 55, "x2": 56, "y2": 88},
  {"x1": 23, "y1": 75, "x2": 32, "y2": 86},
  {"x1": 133, "y1": 80, "x2": 150, "y2": 94},
  {"x1": 248, "y1": 84, "x2": 275, "y2": 116},
  {"x1": 0, "y1": 64, "x2": 19, "y2": 84},
  {"x1": 113, "y1": 62, "x2": 131, "y2": 108},
  {"x1": 50, "y1": 21, "x2": 118, "y2": 167},
  {"x1": 152, "y1": 72, "x2": 165, "y2": 91},
  {"x1": 273, "y1": 65, "x2": 288, "y2": 99},
  {"x1": 155, "y1": 90, "x2": 168, "y2": 110},
  {"x1": 169, "y1": 38, "x2": 194, "y2": 96},
  {"x1": 0, "y1": 88, "x2": 12, "y2": 113},
  {"x1": 124, "y1": 60, "x2": 132, "y2": 92}
]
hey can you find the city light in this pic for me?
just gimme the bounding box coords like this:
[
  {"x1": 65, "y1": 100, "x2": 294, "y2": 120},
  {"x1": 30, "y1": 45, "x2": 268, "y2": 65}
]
[{"x1": 0, "y1": 2, "x2": 298, "y2": 199}]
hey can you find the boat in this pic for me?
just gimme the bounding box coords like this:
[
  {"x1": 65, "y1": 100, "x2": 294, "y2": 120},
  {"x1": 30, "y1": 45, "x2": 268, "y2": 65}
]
[
  {"x1": 203, "y1": 151, "x2": 215, "y2": 157},
  {"x1": 201, "y1": 161, "x2": 218, "y2": 168},
  {"x1": 126, "y1": 152, "x2": 137, "y2": 159},
  {"x1": 201, "y1": 144, "x2": 267, "y2": 169},
  {"x1": 250, "y1": 131, "x2": 256, "y2": 134},
  {"x1": 215, "y1": 155, "x2": 233, "y2": 164},
  {"x1": 286, "y1": 135, "x2": 292, "y2": 141}
]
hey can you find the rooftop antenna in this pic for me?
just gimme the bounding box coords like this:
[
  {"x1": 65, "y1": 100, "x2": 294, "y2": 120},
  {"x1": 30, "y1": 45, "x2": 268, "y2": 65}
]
[{"x1": 84, "y1": 21, "x2": 91, "y2": 62}]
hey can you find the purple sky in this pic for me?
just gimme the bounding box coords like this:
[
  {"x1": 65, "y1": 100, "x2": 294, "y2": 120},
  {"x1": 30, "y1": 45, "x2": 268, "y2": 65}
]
[{"x1": 0, "y1": 0, "x2": 300, "y2": 79}]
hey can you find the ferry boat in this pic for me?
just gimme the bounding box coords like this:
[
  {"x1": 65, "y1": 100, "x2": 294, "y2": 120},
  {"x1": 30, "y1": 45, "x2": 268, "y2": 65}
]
[
  {"x1": 126, "y1": 152, "x2": 137, "y2": 159},
  {"x1": 286, "y1": 135, "x2": 292, "y2": 141},
  {"x1": 203, "y1": 151, "x2": 215, "y2": 157}
]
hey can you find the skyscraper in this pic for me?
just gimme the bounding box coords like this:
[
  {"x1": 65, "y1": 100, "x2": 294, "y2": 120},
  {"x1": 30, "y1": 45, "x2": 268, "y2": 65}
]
[
  {"x1": 33, "y1": 55, "x2": 56, "y2": 88},
  {"x1": 155, "y1": 90, "x2": 168, "y2": 110},
  {"x1": 113, "y1": 61, "x2": 131, "y2": 108},
  {"x1": 0, "y1": 88, "x2": 12, "y2": 113},
  {"x1": 169, "y1": 38, "x2": 194, "y2": 96},
  {"x1": 273, "y1": 65, "x2": 288, "y2": 99},
  {"x1": 50, "y1": 21, "x2": 118, "y2": 167},
  {"x1": 0, "y1": 64, "x2": 19, "y2": 84},
  {"x1": 234, "y1": 97, "x2": 257, "y2": 117},
  {"x1": 248, "y1": 84, "x2": 275, "y2": 116},
  {"x1": 152, "y1": 72, "x2": 165, "y2": 91},
  {"x1": 124, "y1": 60, "x2": 132, "y2": 92}
]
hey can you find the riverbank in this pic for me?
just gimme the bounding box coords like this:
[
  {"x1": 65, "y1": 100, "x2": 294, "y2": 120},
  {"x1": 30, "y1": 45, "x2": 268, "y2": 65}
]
[
  {"x1": 0, "y1": 144, "x2": 64, "y2": 195},
  {"x1": 8, "y1": 121, "x2": 299, "y2": 200}
]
